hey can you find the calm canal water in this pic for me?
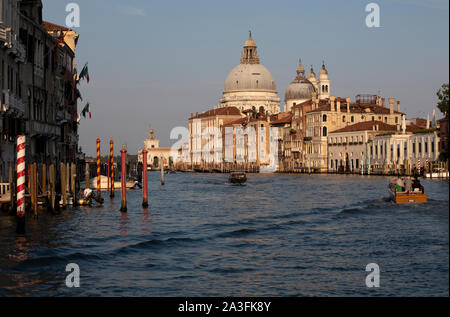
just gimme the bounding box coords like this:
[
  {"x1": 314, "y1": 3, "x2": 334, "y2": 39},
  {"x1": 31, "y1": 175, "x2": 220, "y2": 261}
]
[{"x1": 0, "y1": 172, "x2": 448, "y2": 296}]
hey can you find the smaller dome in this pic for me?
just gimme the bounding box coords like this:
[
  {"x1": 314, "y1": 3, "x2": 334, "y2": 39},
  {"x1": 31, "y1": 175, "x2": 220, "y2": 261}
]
[
  {"x1": 285, "y1": 77, "x2": 316, "y2": 101},
  {"x1": 285, "y1": 59, "x2": 316, "y2": 101}
]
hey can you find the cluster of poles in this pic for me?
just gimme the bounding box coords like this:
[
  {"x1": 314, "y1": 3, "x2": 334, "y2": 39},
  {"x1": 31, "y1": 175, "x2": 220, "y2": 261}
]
[{"x1": 10, "y1": 135, "x2": 166, "y2": 235}]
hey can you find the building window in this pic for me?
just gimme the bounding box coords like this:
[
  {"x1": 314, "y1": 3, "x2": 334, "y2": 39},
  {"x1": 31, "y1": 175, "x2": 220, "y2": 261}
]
[
  {"x1": 384, "y1": 117, "x2": 388, "y2": 123},
  {"x1": 342, "y1": 116, "x2": 346, "y2": 122},
  {"x1": 323, "y1": 114, "x2": 327, "y2": 122},
  {"x1": 395, "y1": 117, "x2": 398, "y2": 124},
  {"x1": 372, "y1": 116, "x2": 375, "y2": 121},
  {"x1": 323, "y1": 126, "x2": 327, "y2": 137},
  {"x1": 351, "y1": 116, "x2": 354, "y2": 123}
]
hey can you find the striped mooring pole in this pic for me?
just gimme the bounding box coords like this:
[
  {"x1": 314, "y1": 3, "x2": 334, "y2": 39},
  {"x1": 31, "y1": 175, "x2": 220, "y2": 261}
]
[
  {"x1": 142, "y1": 149, "x2": 148, "y2": 208},
  {"x1": 96, "y1": 136, "x2": 101, "y2": 197},
  {"x1": 417, "y1": 158, "x2": 421, "y2": 175},
  {"x1": 110, "y1": 137, "x2": 115, "y2": 198},
  {"x1": 107, "y1": 155, "x2": 110, "y2": 192},
  {"x1": 120, "y1": 145, "x2": 127, "y2": 212},
  {"x1": 16, "y1": 135, "x2": 26, "y2": 234}
]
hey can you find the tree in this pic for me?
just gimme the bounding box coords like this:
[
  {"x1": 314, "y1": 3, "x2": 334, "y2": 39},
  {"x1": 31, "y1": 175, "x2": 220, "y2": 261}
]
[{"x1": 437, "y1": 83, "x2": 449, "y2": 115}]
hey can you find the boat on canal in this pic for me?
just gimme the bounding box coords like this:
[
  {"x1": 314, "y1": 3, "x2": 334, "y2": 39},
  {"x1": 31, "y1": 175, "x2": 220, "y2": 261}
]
[
  {"x1": 81, "y1": 175, "x2": 139, "y2": 190},
  {"x1": 229, "y1": 172, "x2": 247, "y2": 185},
  {"x1": 388, "y1": 177, "x2": 427, "y2": 203}
]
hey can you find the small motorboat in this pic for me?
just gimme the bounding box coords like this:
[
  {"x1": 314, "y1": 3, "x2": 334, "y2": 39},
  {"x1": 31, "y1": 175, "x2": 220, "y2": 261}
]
[
  {"x1": 229, "y1": 172, "x2": 247, "y2": 185},
  {"x1": 388, "y1": 178, "x2": 427, "y2": 203},
  {"x1": 81, "y1": 176, "x2": 139, "y2": 190}
]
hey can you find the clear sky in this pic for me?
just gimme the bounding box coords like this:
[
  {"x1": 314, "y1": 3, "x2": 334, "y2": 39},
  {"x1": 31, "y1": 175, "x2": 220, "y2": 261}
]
[{"x1": 42, "y1": 0, "x2": 449, "y2": 156}]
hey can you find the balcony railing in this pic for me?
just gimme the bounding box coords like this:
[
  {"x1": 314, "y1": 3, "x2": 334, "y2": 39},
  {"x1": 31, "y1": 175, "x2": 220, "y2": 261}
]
[
  {"x1": 0, "y1": 26, "x2": 25, "y2": 62},
  {"x1": 29, "y1": 120, "x2": 61, "y2": 137},
  {"x1": 1, "y1": 89, "x2": 25, "y2": 114}
]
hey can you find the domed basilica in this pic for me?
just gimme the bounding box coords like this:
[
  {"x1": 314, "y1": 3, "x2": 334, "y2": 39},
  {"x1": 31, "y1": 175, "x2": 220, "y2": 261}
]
[
  {"x1": 219, "y1": 32, "x2": 331, "y2": 114},
  {"x1": 220, "y1": 32, "x2": 281, "y2": 114}
]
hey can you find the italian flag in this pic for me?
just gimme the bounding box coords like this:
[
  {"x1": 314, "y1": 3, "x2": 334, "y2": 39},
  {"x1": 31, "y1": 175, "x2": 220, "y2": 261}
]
[
  {"x1": 82, "y1": 103, "x2": 91, "y2": 118},
  {"x1": 79, "y1": 62, "x2": 90, "y2": 83}
]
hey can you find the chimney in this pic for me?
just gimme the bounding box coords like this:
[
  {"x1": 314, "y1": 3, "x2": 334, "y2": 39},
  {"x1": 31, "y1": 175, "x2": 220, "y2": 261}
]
[
  {"x1": 346, "y1": 97, "x2": 351, "y2": 113},
  {"x1": 330, "y1": 96, "x2": 336, "y2": 112},
  {"x1": 381, "y1": 98, "x2": 385, "y2": 107},
  {"x1": 397, "y1": 100, "x2": 400, "y2": 112},
  {"x1": 388, "y1": 98, "x2": 394, "y2": 114},
  {"x1": 336, "y1": 99, "x2": 341, "y2": 112},
  {"x1": 196, "y1": 112, "x2": 199, "y2": 118}
]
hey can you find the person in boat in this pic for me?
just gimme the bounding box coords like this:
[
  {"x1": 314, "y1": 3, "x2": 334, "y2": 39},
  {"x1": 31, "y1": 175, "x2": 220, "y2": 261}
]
[
  {"x1": 83, "y1": 187, "x2": 93, "y2": 200},
  {"x1": 412, "y1": 176, "x2": 424, "y2": 193},
  {"x1": 395, "y1": 178, "x2": 405, "y2": 192},
  {"x1": 404, "y1": 178, "x2": 413, "y2": 193}
]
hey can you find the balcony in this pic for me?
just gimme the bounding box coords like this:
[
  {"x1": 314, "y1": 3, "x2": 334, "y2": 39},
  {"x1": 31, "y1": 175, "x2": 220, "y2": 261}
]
[
  {"x1": 1, "y1": 90, "x2": 25, "y2": 115},
  {"x1": 0, "y1": 26, "x2": 26, "y2": 62},
  {"x1": 29, "y1": 120, "x2": 60, "y2": 137}
]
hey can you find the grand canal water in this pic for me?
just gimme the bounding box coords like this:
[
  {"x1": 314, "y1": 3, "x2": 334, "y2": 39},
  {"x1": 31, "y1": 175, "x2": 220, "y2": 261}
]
[{"x1": 0, "y1": 173, "x2": 448, "y2": 296}]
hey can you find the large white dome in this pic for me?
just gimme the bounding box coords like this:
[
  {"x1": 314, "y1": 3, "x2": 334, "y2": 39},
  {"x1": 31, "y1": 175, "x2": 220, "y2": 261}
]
[
  {"x1": 220, "y1": 32, "x2": 281, "y2": 114},
  {"x1": 224, "y1": 63, "x2": 277, "y2": 93}
]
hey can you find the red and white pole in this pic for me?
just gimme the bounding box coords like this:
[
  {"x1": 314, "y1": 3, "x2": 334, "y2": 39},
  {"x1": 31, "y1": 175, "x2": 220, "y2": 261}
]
[
  {"x1": 96, "y1": 136, "x2": 101, "y2": 197},
  {"x1": 110, "y1": 137, "x2": 115, "y2": 198},
  {"x1": 142, "y1": 149, "x2": 148, "y2": 208},
  {"x1": 16, "y1": 135, "x2": 26, "y2": 234},
  {"x1": 107, "y1": 155, "x2": 110, "y2": 192},
  {"x1": 120, "y1": 145, "x2": 127, "y2": 212}
]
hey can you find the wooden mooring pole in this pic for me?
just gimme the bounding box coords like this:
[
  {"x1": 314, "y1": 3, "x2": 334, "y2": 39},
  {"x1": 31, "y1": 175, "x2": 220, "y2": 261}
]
[
  {"x1": 8, "y1": 165, "x2": 13, "y2": 213},
  {"x1": 61, "y1": 162, "x2": 67, "y2": 209},
  {"x1": 142, "y1": 149, "x2": 148, "y2": 208},
  {"x1": 32, "y1": 163, "x2": 37, "y2": 218},
  {"x1": 49, "y1": 164, "x2": 55, "y2": 212},
  {"x1": 85, "y1": 162, "x2": 90, "y2": 189},
  {"x1": 42, "y1": 163, "x2": 46, "y2": 197},
  {"x1": 160, "y1": 155, "x2": 165, "y2": 186},
  {"x1": 71, "y1": 163, "x2": 76, "y2": 206}
]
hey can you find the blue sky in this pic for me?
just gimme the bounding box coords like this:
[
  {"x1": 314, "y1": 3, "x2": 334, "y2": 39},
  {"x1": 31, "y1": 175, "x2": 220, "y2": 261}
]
[{"x1": 42, "y1": 0, "x2": 449, "y2": 156}]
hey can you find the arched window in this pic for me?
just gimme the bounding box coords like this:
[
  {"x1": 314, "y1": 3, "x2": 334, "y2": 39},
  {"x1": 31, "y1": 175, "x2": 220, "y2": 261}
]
[
  {"x1": 322, "y1": 114, "x2": 327, "y2": 122},
  {"x1": 351, "y1": 116, "x2": 354, "y2": 123},
  {"x1": 323, "y1": 126, "x2": 327, "y2": 137},
  {"x1": 342, "y1": 115, "x2": 346, "y2": 122}
]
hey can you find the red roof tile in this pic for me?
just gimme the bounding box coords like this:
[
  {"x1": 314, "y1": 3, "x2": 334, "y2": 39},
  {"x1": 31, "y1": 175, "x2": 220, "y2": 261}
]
[
  {"x1": 193, "y1": 107, "x2": 242, "y2": 119},
  {"x1": 43, "y1": 21, "x2": 71, "y2": 32},
  {"x1": 271, "y1": 113, "x2": 293, "y2": 125},
  {"x1": 330, "y1": 121, "x2": 397, "y2": 133}
]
